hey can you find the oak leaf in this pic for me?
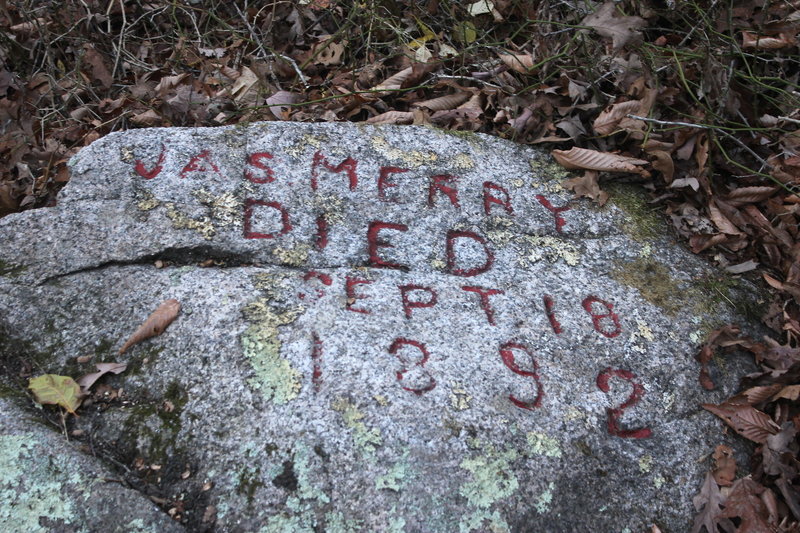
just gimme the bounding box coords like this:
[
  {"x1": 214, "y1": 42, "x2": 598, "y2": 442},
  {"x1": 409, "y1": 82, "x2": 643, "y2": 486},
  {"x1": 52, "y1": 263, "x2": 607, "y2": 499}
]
[
  {"x1": 77, "y1": 362, "x2": 128, "y2": 392},
  {"x1": 581, "y1": 1, "x2": 647, "y2": 51},
  {"x1": 29, "y1": 374, "x2": 82, "y2": 414},
  {"x1": 119, "y1": 299, "x2": 181, "y2": 354},
  {"x1": 692, "y1": 472, "x2": 735, "y2": 533}
]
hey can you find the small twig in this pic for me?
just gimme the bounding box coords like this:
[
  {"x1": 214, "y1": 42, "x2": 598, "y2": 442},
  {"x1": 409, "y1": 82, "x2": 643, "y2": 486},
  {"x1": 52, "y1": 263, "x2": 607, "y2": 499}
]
[
  {"x1": 626, "y1": 114, "x2": 773, "y2": 171},
  {"x1": 234, "y1": 3, "x2": 308, "y2": 88}
]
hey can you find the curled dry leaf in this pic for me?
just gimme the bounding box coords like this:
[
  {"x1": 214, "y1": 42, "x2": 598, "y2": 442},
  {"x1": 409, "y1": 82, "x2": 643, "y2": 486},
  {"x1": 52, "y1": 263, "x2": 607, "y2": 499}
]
[
  {"x1": 593, "y1": 100, "x2": 642, "y2": 135},
  {"x1": 119, "y1": 299, "x2": 181, "y2": 354},
  {"x1": 648, "y1": 150, "x2": 675, "y2": 182},
  {"x1": 551, "y1": 147, "x2": 649, "y2": 175},
  {"x1": 366, "y1": 111, "x2": 414, "y2": 125},
  {"x1": 266, "y1": 91, "x2": 300, "y2": 120},
  {"x1": 412, "y1": 92, "x2": 470, "y2": 112},
  {"x1": 371, "y1": 67, "x2": 413, "y2": 95},
  {"x1": 742, "y1": 31, "x2": 795, "y2": 50},
  {"x1": 498, "y1": 52, "x2": 535, "y2": 73},
  {"x1": 77, "y1": 362, "x2": 128, "y2": 392},
  {"x1": 712, "y1": 444, "x2": 737, "y2": 487},
  {"x1": 130, "y1": 109, "x2": 162, "y2": 127},
  {"x1": 563, "y1": 170, "x2": 609, "y2": 205}
]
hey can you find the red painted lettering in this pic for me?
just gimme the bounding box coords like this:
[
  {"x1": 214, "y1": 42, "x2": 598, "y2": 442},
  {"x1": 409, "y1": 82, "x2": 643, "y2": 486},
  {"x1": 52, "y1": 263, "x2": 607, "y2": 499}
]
[
  {"x1": 399, "y1": 285, "x2": 438, "y2": 319},
  {"x1": 244, "y1": 152, "x2": 275, "y2": 183},
  {"x1": 596, "y1": 368, "x2": 652, "y2": 439},
  {"x1": 388, "y1": 338, "x2": 436, "y2": 395},
  {"x1": 462, "y1": 286, "x2": 504, "y2": 325},
  {"x1": 180, "y1": 149, "x2": 220, "y2": 178},
  {"x1": 243, "y1": 199, "x2": 292, "y2": 239},
  {"x1": 311, "y1": 151, "x2": 358, "y2": 191},
  {"x1": 378, "y1": 166, "x2": 408, "y2": 202},
  {"x1": 428, "y1": 174, "x2": 460, "y2": 208},
  {"x1": 134, "y1": 144, "x2": 166, "y2": 179},
  {"x1": 582, "y1": 296, "x2": 621, "y2": 338},
  {"x1": 483, "y1": 182, "x2": 513, "y2": 216},
  {"x1": 543, "y1": 295, "x2": 562, "y2": 334},
  {"x1": 367, "y1": 221, "x2": 409, "y2": 270},
  {"x1": 311, "y1": 332, "x2": 323, "y2": 392},
  {"x1": 445, "y1": 230, "x2": 494, "y2": 277},
  {"x1": 346, "y1": 276, "x2": 372, "y2": 314},
  {"x1": 499, "y1": 342, "x2": 543, "y2": 410},
  {"x1": 299, "y1": 271, "x2": 332, "y2": 299},
  {"x1": 316, "y1": 214, "x2": 329, "y2": 250},
  {"x1": 535, "y1": 195, "x2": 570, "y2": 233}
]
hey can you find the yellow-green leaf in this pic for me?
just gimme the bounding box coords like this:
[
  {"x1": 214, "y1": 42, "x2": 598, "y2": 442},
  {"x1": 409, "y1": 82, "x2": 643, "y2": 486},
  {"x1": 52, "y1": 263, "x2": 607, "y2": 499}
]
[
  {"x1": 28, "y1": 374, "x2": 82, "y2": 414},
  {"x1": 454, "y1": 21, "x2": 477, "y2": 44}
]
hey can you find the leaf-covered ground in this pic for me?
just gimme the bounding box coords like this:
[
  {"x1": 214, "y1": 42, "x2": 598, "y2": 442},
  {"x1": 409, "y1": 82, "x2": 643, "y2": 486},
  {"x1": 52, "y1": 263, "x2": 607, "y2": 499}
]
[{"x1": 2, "y1": 1, "x2": 800, "y2": 530}]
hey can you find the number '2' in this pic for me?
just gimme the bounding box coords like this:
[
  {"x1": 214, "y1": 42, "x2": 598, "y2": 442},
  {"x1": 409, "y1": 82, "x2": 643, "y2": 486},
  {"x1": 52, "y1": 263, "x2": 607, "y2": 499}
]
[{"x1": 596, "y1": 368, "x2": 652, "y2": 439}]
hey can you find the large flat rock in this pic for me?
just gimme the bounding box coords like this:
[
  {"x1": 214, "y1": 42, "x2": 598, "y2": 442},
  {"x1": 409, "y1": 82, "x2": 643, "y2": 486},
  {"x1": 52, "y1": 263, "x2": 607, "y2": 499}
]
[{"x1": 0, "y1": 123, "x2": 755, "y2": 532}]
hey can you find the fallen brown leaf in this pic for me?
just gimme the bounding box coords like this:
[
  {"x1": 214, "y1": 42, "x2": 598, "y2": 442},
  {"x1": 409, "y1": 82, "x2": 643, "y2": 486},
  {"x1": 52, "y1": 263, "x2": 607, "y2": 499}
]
[
  {"x1": 119, "y1": 299, "x2": 181, "y2": 354},
  {"x1": 552, "y1": 147, "x2": 649, "y2": 175}
]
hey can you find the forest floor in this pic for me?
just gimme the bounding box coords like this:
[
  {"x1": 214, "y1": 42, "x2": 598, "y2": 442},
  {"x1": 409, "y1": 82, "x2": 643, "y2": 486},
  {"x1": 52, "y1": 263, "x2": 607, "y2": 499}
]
[{"x1": 2, "y1": 1, "x2": 800, "y2": 530}]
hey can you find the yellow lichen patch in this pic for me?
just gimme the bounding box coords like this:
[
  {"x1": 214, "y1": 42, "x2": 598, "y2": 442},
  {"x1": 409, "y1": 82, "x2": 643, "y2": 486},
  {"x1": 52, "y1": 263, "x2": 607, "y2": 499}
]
[
  {"x1": 136, "y1": 190, "x2": 160, "y2": 211},
  {"x1": 430, "y1": 258, "x2": 447, "y2": 271},
  {"x1": 370, "y1": 136, "x2": 438, "y2": 168},
  {"x1": 192, "y1": 189, "x2": 241, "y2": 228},
  {"x1": 637, "y1": 320, "x2": 655, "y2": 341},
  {"x1": 529, "y1": 158, "x2": 570, "y2": 184},
  {"x1": 449, "y1": 153, "x2": 475, "y2": 170},
  {"x1": 312, "y1": 194, "x2": 345, "y2": 225},
  {"x1": 332, "y1": 398, "x2": 382, "y2": 457},
  {"x1": 485, "y1": 218, "x2": 517, "y2": 248},
  {"x1": 638, "y1": 455, "x2": 653, "y2": 473},
  {"x1": 521, "y1": 235, "x2": 580, "y2": 266},
  {"x1": 164, "y1": 202, "x2": 216, "y2": 240},
  {"x1": 285, "y1": 134, "x2": 326, "y2": 159},
  {"x1": 449, "y1": 383, "x2": 472, "y2": 411},
  {"x1": 120, "y1": 146, "x2": 135, "y2": 162},
  {"x1": 240, "y1": 299, "x2": 303, "y2": 405},
  {"x1": 510, "y1": 178, "x2": 525, "y2": 188},
  {"x1": 252, "y1": 272, "x2": 291, "y2": 300},
  {"x1": 373, "y1": 394, "x2": 389, "y2": 406},
  {"x1": 526, "y1": 432, "x2": 562, "y2": 458},
  {"x1": 273, "y1": 245, "x2": 310, "y2": 267}
]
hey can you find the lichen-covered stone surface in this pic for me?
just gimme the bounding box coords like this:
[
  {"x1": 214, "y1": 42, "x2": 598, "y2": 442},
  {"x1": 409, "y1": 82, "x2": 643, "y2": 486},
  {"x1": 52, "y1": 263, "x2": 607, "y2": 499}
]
[{"x1": 0, "y1": 123, "x2": 756, "y2": 532}]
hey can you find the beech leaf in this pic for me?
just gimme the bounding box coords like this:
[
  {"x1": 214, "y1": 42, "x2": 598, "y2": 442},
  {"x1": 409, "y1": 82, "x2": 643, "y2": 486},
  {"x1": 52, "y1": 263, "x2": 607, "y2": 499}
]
[
  {"x1": 119, "y1": 299, "x2": 181, "y2": 354},
  {"x1": 498, "y1": 52, "x2": 535, "y2": 73},
  {"x1": 552, "y1": 147, "x2": 649, "y2": 175},
  {"x1": 29, "y1": 374, "x2": 82, "y2": 414},
  {"x1": 703, "y1": 401, "x2": 780, "y2": 444},
  {"x1": 412, "y1": 92, "x2": 470, "y2": 112},
  {"x1": 366, "y1": 111, "x2": 414, "y2": 125},
  {"x1": 593, "y1": 100, "x2": 642, "y2": 135},
  {"x1": 371, "y1": 67, "x2": 413, "y2": 95}
]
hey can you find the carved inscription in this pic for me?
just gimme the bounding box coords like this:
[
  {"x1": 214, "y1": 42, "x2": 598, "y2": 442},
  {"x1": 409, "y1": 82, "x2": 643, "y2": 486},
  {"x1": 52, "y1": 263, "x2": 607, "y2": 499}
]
[{"x1": 129, "y1": 143, "x2": 653, "y2": 439}]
